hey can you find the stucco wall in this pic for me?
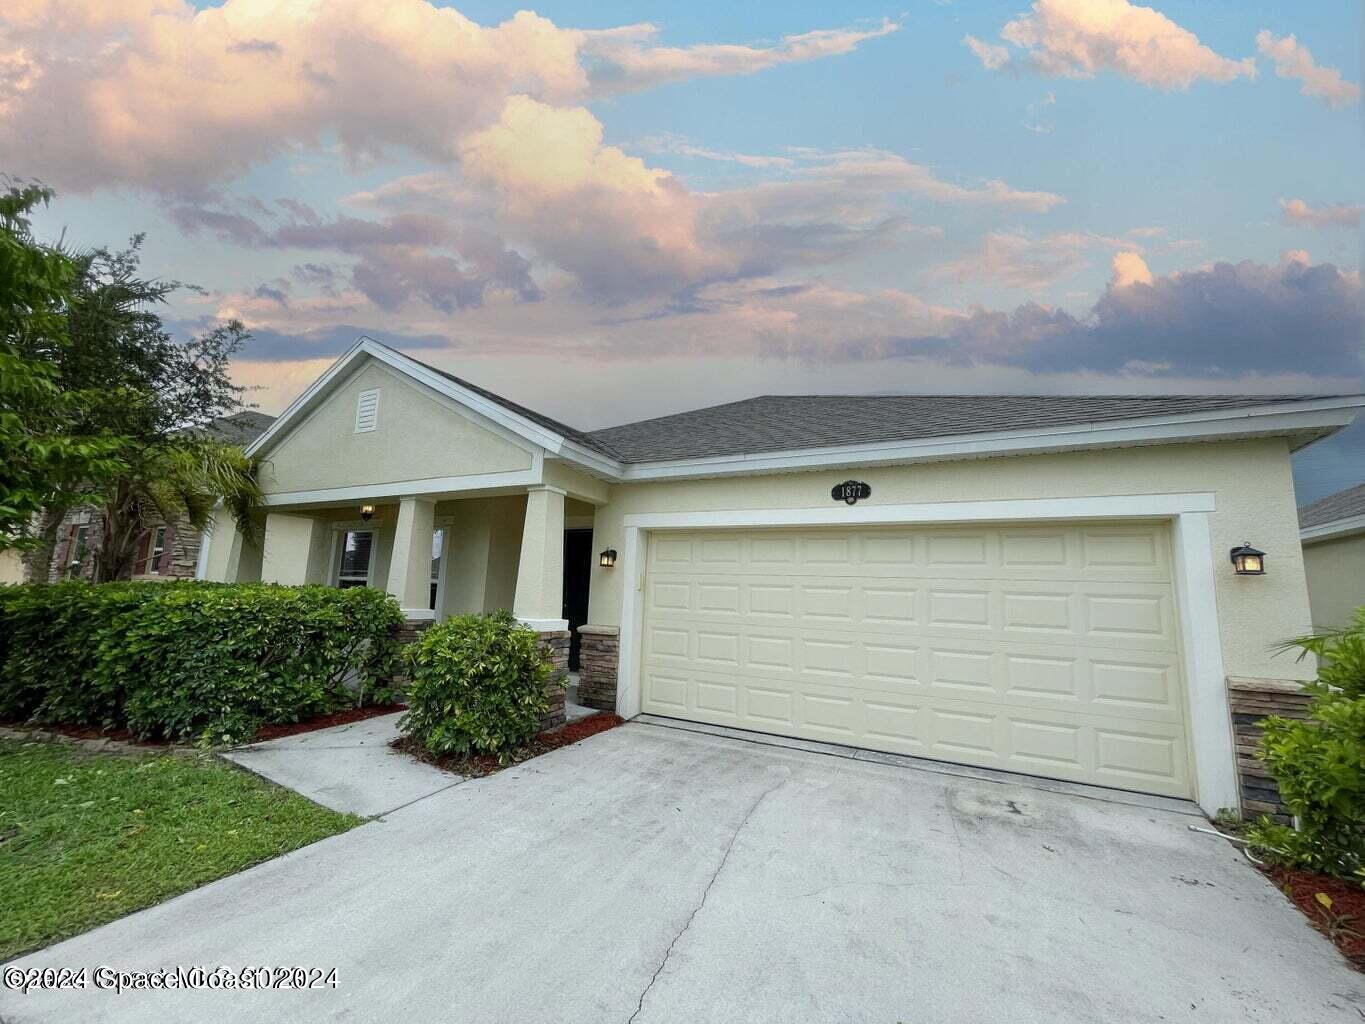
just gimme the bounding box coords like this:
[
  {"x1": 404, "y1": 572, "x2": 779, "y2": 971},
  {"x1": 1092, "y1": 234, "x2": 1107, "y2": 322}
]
[
  {"x1": 1303, "y1": 533, "x2": 1365, "y2": 629},
  {"x1": 259, "y1": 359, "x2": 534, "y2": 495},
  {"x1": 585, "y1": 437, "x2": 1316, "y2": 683},
  {"x1": 0, "y1": 548, "x2": 24, "y2": 585}
]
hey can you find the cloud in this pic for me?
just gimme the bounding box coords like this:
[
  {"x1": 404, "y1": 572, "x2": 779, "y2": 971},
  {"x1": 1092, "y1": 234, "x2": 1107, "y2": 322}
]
[
  {"x1": 921, "y1": 252, "x2": 1363, "y2": 377},
  {"x1": 1280, "y1": 198, "x2": 1362, "y2": 230},
  {"x1": 963, "y1": 36, "x2": 1009, "y2": 71},
  {"x1": 1257, "y1": 31, "x2": 1360, "y2": 109},
  {"x1": 1110, "y1": 250, "x2": 1152, "y2": 288},
  {"x1": 170, "y1": 197, "x2": 542, "y2": 312},
  {"x1": 0, "y1": 1, "x2": 894, "y2": 193},
  {"x1": 581, "y1": 18, "x2": 899, "y2": 93},
  {"x1": 934, "y1": 231, "x2": 1132, "y2": 289},
  {"x1": 966, "y1": 0, "x2": 1255, "y2": 89}
]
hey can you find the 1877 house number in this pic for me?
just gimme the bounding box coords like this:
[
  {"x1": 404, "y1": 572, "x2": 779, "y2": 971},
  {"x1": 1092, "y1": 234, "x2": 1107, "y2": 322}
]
[{"x1": 830, "y1": 480, "x2": 871, "y2": 505}]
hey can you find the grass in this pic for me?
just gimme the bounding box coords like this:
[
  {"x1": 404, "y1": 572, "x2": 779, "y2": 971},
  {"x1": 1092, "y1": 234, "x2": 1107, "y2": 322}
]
[{"x1": 0, "y1": 738, "x2": 360, "y2": 961}]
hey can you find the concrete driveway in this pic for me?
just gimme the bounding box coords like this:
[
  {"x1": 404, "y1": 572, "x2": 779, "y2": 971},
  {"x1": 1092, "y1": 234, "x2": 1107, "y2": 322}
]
[{"x1": 4, "y1": 723, "x2": 1361, "y2": 1023}]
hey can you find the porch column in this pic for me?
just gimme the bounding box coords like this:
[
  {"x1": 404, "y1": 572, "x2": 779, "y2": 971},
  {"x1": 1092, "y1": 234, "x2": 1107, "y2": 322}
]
[
  {"x1": 512, "y1": 486, "x2": 567, "y2": 630},
  {"x1": 513, "y1": 485, "x2": 569, "y2": 731},
  {"x1": 386, "y1": 496, "x2": 437, "y2": 620}
]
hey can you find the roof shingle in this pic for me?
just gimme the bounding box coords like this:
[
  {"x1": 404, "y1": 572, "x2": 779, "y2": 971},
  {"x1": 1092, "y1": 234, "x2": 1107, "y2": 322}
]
[
  {"x1": 584, "y1": 394, "x2": 1329, "y2": 464},
  {"x1": 1299, "y1": 482, "x2": 1365, "y2": 529}
]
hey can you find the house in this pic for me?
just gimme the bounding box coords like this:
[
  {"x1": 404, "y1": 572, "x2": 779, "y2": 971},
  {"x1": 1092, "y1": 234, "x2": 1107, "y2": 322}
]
[
  {"x1": 201, "y1": 336, "x2": 1364, "y2": 817},
  {"x1": 1299, "y1": 482, "x2": 1365, "y2": 629},
  {"x1": 37, "y1": 411, "x2": 275, "y2": 583}
]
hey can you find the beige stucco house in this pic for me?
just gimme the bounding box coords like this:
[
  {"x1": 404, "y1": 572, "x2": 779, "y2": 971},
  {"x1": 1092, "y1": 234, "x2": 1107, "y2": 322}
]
[
  {"x1": 201, "y1": 337, "x2": 1364, "y2": 817},
  {"x1": 1299, "y1": 482, "x2": 1365, "y2": 629}
]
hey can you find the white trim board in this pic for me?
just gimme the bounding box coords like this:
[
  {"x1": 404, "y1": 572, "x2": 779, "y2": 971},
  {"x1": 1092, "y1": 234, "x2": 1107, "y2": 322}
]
[
  {"x1": 1300, "y1": 513, "x2": 1365, "y2": 544},
  {"x1": 615, "y1": 493, "x2": 1240, "y2": 818}
]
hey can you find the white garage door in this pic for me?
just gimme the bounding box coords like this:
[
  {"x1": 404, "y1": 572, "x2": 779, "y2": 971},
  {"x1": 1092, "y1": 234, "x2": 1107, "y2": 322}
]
[{"x1": 640, "y1": 523, "x2": 1192, "y2": 797}]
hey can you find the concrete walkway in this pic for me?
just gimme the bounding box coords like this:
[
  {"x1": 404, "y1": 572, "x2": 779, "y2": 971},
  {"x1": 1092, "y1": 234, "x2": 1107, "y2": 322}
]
[
  {"x1": 5, "y1": 724, "x2": 1361, "y2": 1023},
  {"x1": 221, "y1": 712, "x2": 462, "y2": 817}
]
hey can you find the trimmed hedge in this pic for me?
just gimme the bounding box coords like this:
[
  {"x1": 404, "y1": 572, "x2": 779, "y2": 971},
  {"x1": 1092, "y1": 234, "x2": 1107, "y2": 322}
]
[
  {"x1": 0, "y1": 581, "x2": 404, "y2": 745},
  {"x1": 398, "y1": 610, "x2": 551, "y2": 760}
]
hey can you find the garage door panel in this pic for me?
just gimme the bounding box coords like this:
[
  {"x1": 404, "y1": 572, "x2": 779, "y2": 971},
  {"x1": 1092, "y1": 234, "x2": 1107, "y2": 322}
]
[{"x1": 641, "y1": 523, "x2": 1191, "y2": 797}]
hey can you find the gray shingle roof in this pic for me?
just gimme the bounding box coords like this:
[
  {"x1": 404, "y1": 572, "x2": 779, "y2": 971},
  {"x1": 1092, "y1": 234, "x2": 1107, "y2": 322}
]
[
  {"x1": 1299, "y1": 482, "x2": 1365, "y2": 529},
  {"x1": 584, "y1": 394, "x2": 1329, "y2": 464}
]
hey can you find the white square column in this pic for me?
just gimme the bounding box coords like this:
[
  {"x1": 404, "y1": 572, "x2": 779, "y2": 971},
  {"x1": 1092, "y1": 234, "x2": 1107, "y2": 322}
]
[
  {"x1": 386, "y1": 496, "x2": 437, "y2": 620},
  {"x1": 512, "y1": 485, "x2": 568, "y2": 631}
]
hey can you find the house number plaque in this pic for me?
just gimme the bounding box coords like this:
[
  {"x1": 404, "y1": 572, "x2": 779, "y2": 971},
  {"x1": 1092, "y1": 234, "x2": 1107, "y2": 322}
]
[{"x1": 831, "y1": 480, "x2": 872, "y2": 505}]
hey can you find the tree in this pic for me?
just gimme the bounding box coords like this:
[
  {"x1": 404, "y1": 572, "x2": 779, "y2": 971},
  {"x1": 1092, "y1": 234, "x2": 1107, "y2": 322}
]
[
  {"x1": 53, "y1": 241, "x2": 261, "y2": 582},
  {"x1": 0, "y1": 182, "x2": 126, "y2": 556},
  {"x1": 1, "y1": 180, "x2": 262, "y2": 580}
]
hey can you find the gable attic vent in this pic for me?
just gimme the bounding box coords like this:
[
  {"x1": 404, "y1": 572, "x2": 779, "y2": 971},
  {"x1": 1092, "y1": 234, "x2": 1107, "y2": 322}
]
[{"x1": 354, "y1": 388, "x2": 380, "y2": 433}]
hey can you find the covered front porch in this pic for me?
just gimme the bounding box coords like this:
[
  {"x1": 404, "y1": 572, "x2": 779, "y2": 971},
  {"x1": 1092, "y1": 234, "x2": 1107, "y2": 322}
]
[{"x1": 252, "y1": 487, "x2": 597, "y2": 628}]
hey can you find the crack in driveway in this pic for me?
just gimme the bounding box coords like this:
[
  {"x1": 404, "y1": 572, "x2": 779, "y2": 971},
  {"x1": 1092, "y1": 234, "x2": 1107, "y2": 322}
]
[{"x1": 627, "y1": 773, "x2": 787, "y2": 1024}]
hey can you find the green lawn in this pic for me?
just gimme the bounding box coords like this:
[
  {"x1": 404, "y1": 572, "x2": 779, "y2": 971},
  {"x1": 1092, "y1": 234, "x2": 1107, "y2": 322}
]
[{"x1": 0, "y1": 738, "x2": 359, "y2": 961}]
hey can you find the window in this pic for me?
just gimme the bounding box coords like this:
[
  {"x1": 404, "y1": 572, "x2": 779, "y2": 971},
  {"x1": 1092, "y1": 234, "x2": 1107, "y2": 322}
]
[
  {"x1": 142, "y1": 526, "x2": 167, "y2": 575},
  {"x1": 429, "y1": 528, "x2": 445, "y2": 610},
  {"x1": 66, "y1": 525, "x2": 89, "y2": 579},
  {"x1": 337, "y1": 530, "x2": 374, "y2": 588},
  {"x1": 354, "y1": 388, "x2": 380, "y2": 433}
]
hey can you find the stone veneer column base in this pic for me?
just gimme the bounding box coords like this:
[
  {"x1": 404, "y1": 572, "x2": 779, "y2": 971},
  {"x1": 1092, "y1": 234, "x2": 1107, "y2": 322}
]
[
  {"x1": 388, "y1": 618, "x2": 435, "y2": 696},
  {"x1": 577, "y1": 625, "x2": 620, "y2": 712},
  {"x1": 1228, "y1": 677, "x2": 1314, "y2": 824},
  {"x1": 535, "y1": 629, "x2": 570, "y2": 732}
]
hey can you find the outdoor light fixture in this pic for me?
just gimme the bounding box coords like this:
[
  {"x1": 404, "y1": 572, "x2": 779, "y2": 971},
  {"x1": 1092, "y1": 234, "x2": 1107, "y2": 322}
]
[
  {"x1": 599, "y1": 548, "x2": 617, "y2": 568},
  {"x1": 360, "y1": 504, "x2": 375, "y2": 522},
  {"x1": 1229, "y1": 542, "x2": 1266, "y2": 576}
]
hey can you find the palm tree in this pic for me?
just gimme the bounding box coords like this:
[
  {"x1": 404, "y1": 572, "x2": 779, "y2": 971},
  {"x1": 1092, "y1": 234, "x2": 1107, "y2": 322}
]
[{"x1": 92, "y1": 438, "x2": 262, "y2": 583}]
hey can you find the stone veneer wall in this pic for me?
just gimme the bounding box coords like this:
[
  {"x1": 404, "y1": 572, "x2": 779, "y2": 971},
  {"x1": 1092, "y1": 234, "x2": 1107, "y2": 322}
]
[
  {"x1": 577, "y1": 625, "x2": 620, "y2": 712},
  {"x1": 535, "y1": 629, "x2": 570, "y2": 732},
  {"x1": 388, "y1": 619, "x2": 435, "y2": 696},
  {"x1": 1228, "y1": 677, "x2": 1314, "y2": 824}
]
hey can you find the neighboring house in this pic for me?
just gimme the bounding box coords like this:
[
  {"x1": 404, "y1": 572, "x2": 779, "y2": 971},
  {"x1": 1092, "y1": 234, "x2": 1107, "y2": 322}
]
[
  {"x1": 1299, "y1": 482, "x2": 1365, "y2": 629},
  {"x1": 38, "y1": 411, "x2": 276, "y2": 584},
  {"x1": 202, "y1": 336, "x2": 1364, "y2": 818}
]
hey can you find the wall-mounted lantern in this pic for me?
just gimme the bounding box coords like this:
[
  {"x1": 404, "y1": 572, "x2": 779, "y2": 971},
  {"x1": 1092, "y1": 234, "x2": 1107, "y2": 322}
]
[
  {"x1": 599, "y1": 548, "x2": 618, "y2": 568},
  {"x1": 360, "y1": 504, "x2": 376, "y2": 522},
  {"x1": 1229, "y1": 542, "x2": 1266, "y2": 576}
]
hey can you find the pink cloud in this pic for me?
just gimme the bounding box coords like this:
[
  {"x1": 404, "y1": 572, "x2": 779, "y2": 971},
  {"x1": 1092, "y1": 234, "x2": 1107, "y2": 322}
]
[
  {"x1": 966, "y1": 0, "x2": 1255, "y2": 89},
  {"x1": 1256, "y1": 31, "x2": 1360, "y2": 109},
  {"x1": 1280, "y1": 198, "x2": 1362, "y2": 230},
  {"x1": 0, "y1": 1, "x2": 894, "y2": 193}
]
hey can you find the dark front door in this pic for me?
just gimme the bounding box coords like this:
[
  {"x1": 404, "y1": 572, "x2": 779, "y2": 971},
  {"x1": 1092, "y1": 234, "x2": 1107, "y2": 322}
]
[{"x1": 562, "y1": 529, "x2": 593, "y2": 671}]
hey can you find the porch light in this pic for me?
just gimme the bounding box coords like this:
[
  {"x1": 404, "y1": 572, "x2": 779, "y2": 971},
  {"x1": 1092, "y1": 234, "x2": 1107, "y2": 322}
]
[
  {"x1": 1229, "y1": 542, "x2": 1265, "y2": 576},
  {"x1": 599, "y1": 548, "x2": 617, "y2": 568},
  {"x1": 360, "y1": 504, "x2": 375, "y2": 522}
]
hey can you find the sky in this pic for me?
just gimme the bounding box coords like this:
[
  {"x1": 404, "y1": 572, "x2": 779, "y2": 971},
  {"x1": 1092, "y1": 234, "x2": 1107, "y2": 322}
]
[{"x1": 2, "y1": 0, "x2": 1362, "y2": 502}]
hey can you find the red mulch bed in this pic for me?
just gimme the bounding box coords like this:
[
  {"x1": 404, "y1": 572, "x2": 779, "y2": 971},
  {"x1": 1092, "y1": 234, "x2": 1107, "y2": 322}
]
[
  {"x1": 392, "y1": 712, "x2": 624, "y2": 778},
  {"x1": 2, "y1": 704, "x2": 406, "y2": 747},
  {"x1": 1265, "y1": 865, "x2": 1365, "y2": 970},
  {"x1": 252, "y1": 704, "x2": 405, "y2": 742}
]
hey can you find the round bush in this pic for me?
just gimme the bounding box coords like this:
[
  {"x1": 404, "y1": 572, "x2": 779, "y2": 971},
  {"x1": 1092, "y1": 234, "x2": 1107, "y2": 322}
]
[{"x1": 398, "y1": 611, "x2": 552, "y2": 759}]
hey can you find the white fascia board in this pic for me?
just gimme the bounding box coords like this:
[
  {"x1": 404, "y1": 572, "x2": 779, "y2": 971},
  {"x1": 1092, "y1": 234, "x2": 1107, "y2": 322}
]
[
  {"x1": 1301, "y1": 513, "x2": 1365, "y2": 544},
  {"x1": 616, "y1": 396, "x2": 1365, "y2": 482}
]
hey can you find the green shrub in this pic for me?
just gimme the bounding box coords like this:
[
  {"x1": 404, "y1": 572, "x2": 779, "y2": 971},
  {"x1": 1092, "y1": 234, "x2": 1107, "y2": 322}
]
[
  {"x1": 0, "y1": 581, "x2": 404, "y2": 745},
  {"x1": 398, "y1": 610, "x2": 551, "y2": 760},
  {"x1": 1246, "y1": 607, "x2": 1365, "y2": 879}
]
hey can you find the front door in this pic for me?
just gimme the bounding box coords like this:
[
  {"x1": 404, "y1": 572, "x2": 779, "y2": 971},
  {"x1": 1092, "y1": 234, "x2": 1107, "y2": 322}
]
[{"x1": 562, "y1": 529, "x2": 593, "y2": 671}]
